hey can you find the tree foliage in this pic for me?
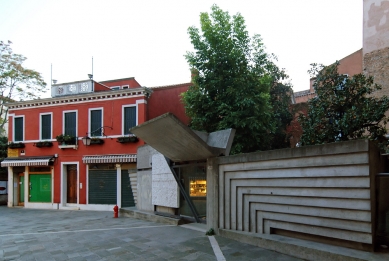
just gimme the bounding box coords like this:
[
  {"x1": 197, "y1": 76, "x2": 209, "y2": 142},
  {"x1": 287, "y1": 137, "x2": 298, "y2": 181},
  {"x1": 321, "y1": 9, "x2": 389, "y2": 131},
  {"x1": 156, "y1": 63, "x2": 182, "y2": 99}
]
[
  {"x1": 0, "y1": 41, "x2": 47, "y2": 135},
  {"x1": 183, "y1": 5, "x2": 292, "y2": 154},
  {"x1": 298, "y1": 62, "x2": 389, "y2": 149}
]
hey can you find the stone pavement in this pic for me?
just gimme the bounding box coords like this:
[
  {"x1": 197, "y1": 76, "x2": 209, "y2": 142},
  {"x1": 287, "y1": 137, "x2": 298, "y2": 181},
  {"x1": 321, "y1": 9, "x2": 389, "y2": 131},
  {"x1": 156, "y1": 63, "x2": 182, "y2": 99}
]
[{"x1": 0, "y1": 206, "x2": 302, "y2": 261}]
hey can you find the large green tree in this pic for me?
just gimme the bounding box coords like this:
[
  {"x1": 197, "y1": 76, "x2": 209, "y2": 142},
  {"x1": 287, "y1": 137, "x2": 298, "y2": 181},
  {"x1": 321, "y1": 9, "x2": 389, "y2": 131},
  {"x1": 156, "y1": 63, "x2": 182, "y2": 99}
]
[
  {"x1": 0, "y1": 40, "x2": 47, "y2": 135},
  {"x1": 298, "y1": 62, "x2": 389, "y2": 150},
  {"x1": 183, "y1": 5, "x2": 292, "y2": 154}
]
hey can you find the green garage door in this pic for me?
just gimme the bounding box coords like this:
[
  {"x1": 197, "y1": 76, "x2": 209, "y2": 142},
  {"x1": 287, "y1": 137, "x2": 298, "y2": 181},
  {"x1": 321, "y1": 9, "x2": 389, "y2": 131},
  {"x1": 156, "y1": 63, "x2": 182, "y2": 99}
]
[
  {"x1": 29, "y1": 174, "x2": 51, "y2": 202},
  {"x1": 89, "y1": 170, "x2": 117, "y2": 204}
]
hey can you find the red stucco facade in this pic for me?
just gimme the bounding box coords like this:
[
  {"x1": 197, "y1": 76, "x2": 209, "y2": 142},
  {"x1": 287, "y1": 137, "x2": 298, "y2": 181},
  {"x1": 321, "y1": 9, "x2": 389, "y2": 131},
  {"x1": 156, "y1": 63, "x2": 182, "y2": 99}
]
[
  {"x1": 4, "y1": 77, "x2": 189, "y2": 210},
  {"x1": 148, "y1": 83, "x2": 191, "y2": 125}
]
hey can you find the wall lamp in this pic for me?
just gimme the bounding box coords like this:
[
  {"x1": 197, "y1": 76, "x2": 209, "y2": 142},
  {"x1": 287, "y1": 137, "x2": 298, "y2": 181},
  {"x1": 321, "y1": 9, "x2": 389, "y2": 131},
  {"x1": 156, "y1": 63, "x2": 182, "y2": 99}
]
[{"x1": 82, "y1": 126, "x2": 113, "y2": 146}]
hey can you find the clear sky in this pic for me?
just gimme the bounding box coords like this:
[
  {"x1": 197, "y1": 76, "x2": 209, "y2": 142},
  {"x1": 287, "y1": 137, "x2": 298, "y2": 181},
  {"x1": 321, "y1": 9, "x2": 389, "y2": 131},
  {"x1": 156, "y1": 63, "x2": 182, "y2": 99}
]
[{"x1": 1, "y1": 0, "x2": 362, "y2": 96}]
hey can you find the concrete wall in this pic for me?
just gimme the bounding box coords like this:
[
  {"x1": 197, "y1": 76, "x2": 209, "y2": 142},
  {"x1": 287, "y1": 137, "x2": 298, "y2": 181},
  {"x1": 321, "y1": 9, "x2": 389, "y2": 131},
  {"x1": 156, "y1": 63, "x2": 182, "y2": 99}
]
[
  {"x1": 137, "y1": 144, "x2": 180, "y2": 212},
  {"x1": 363, "y1": 0, "x2": 389, "y2": 99},
  {"x1": 363, "y1": 0, "x2": 389, "y2": 54},
  {"x1": 208, "y1": 140, "x2": 386, "y2": 251},
  {"x1": 151, "y1": 153, "x2": 179, "y2": 208},
  {"x1": 136, "y1": 145, "x2": 158, "y2": 212}
]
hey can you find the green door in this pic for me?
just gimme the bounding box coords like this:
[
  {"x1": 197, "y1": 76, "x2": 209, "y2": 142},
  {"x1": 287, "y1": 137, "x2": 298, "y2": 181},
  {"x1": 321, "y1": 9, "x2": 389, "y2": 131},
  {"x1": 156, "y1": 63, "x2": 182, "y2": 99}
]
[
  {"x1": 19, "y1": 176, "x2": 24, "y2": 204},
  {"x1": 121, "y1": 170, "x2": 135, "y2": 207},
  {"x1": 29, "y1": 174, "x2": 51, "y2": 202}
]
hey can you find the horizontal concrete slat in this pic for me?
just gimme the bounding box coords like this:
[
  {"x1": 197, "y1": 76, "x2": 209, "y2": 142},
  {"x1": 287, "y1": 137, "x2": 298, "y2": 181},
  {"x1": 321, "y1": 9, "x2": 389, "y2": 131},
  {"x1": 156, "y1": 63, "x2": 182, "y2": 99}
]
[
  {"x1": 249, "y1": 202, "x2": 371, "y2": 222},
  {"x1": 229, "y1": 177, "x2": 370, "y2": 188},
  {"x1": 238, "y1": 187, "x2": 371, "y2": 199},
  {"x1": 220, "y1": 152, "x2": 368, "y2": 172},
  {"x1": 263, "y1": 220, "x2": 372, "y2": 244},
  {"x1": 225, "y1": 165, "x2": 369, "y2": 179},
  {"x1": 245, "y1": 194, "x2": 371, "y2": 210},
  {"x1": 255, "y1": 211, "x2": 372, "y2": 233}
]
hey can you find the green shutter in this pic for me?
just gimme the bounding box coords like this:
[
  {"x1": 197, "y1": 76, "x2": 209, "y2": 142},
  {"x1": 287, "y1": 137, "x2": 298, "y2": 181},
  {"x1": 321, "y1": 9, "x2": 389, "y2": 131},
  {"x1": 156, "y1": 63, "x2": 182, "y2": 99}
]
[
  {"x1": 124, "y1": 107, "x2": 136, "y2": 135},
  {"x1": 121, "y1": 170, "x2": 135, "y2": 207},
  {"x1": 14, "y1": 117, "x2": 23, "y2": 141},
  {"x1": 88, "y1": 170, "x2": 117, "y2": 204},
  {"x1": 41, "y1": 114, "x2": 51, "y2": 140},
  {"x1": 90, "y1": 110, "x2": 102, "y2": 136},
  {"x1": 64, "y1": 112, "x2": 76, "y2": 136}
]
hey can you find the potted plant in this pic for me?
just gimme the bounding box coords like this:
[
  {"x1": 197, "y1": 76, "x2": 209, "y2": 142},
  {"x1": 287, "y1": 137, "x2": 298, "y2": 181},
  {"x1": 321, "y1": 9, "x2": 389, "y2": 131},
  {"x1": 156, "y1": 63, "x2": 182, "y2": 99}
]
[
  {"x1": 56, "y1": 134, "x2": 64, "y2": 143},
  {"x1": 8, "y1": 142, "x2": 25, "y2": 149},
  {"x1": 63, "y1": 134, "x2": 76, "y2": 145},
  {"x1": 90, "y1": 137, "x2": 104, "y2": 145},
  {"x1": 117, "y1": 135, "x2": 139, "y2": 143},
  {"x1": 35, "y1": 141, "x2": 53, "y2": 148}
]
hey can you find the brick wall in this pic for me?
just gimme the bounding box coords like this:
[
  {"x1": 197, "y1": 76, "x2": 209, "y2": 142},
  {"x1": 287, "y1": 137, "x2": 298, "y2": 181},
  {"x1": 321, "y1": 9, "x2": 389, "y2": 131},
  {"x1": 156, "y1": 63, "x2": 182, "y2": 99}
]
[{"x1": 364, "y1": 47, "x2": 389, "y2": 98}]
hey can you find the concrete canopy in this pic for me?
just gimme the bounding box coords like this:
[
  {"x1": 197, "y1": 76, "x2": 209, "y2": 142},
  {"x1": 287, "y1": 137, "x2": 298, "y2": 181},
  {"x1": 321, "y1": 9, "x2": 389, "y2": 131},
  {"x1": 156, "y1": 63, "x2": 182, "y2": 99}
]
[{"x1": 130, "y1": 113, "x2": 233, "y2": 162}]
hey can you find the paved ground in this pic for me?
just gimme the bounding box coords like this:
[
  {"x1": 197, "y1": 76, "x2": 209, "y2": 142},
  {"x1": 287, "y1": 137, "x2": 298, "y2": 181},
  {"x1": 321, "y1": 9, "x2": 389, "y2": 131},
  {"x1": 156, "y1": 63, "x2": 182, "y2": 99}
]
[{"x1": 0, "y1": 206, "x2": 302, "y2": 261}]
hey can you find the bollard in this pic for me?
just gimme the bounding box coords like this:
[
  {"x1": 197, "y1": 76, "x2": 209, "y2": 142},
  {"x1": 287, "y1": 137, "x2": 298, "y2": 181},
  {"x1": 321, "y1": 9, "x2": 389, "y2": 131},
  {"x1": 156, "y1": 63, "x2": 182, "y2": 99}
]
[{"x1": 113, "y1": 205, "x2": 119, "y2": 218}]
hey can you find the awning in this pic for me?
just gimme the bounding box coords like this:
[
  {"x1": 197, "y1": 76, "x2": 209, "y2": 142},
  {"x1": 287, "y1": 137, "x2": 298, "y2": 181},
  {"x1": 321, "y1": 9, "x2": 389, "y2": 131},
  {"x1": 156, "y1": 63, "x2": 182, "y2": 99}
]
[
  {"x1": 1, "y1": 156, "x2": 55, "y2": 167},
  {"x1": 83, "y1": 154, "x2": 137, "y2": 164}
]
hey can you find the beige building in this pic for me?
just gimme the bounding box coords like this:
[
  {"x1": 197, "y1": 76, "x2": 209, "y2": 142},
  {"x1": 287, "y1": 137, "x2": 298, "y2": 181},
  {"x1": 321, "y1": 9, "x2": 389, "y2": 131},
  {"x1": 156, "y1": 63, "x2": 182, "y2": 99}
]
[{"x1": 363, "y1": 0, "x2": 389, "y2": 98}]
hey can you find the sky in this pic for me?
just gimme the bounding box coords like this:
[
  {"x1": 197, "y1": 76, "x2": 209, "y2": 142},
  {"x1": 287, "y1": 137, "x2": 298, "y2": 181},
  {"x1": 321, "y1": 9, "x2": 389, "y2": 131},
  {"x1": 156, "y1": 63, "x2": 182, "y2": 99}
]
[{"x1": 1, "y1": 0, "x2": 362, "y2": 97}]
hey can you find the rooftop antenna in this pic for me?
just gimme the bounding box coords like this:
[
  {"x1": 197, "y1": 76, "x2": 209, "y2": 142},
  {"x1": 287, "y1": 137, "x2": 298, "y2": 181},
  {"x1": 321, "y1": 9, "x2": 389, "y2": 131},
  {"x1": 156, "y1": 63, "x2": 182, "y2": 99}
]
[{"x1": 87, "y1": 57, "x2": 93, "y2": 80}]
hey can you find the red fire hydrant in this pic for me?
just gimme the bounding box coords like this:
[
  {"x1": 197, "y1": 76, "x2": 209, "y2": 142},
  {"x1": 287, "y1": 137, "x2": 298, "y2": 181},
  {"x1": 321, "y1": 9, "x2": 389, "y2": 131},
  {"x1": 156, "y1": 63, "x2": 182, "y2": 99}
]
[{"x1": 113, "y1": 205, "x2": 119, "y2": 218}]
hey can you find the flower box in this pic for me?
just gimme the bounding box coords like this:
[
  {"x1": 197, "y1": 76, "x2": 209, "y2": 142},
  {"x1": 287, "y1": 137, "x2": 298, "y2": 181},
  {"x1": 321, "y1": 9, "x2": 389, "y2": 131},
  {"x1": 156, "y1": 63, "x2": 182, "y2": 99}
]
[
  {"x1": 90, "y1": 138, "x2": 104, "y2": 145},
  {"x1": 8, "y1": 142, "x2": 25, "y2": 149},
  {"x1": 35, "y1": 141, "x2": 53, "y2": 148},
  {"x1": 116, "y1": 136, "x2": 139, "y2": 143},
  {"x1": 56, "y1": 134, "x2": 77, "y2": 145}
]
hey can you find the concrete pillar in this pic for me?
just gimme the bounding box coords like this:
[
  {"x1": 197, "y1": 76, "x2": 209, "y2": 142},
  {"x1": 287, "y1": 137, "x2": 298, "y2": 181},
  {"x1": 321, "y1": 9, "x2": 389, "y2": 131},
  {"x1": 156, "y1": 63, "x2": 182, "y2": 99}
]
[
  {"x1": 206, "y1": 157, "x2": 219, "y2": 232},
  {"x1": 24, "y1": 166, "x2": 28, "y2": 206},
  {"x1": 7, "y1": 167, "x2": 13, "y2": 207}
]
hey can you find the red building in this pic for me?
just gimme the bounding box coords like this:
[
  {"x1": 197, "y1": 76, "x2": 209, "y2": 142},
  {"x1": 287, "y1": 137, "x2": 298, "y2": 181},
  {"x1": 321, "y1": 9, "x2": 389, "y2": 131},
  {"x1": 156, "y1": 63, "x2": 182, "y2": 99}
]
[
  {"x1": 289, "y1": 49, "x2": 363, "y2": 147},
  {"x1": 2, "y1": 77, "x2": 191, "y2": 210}
]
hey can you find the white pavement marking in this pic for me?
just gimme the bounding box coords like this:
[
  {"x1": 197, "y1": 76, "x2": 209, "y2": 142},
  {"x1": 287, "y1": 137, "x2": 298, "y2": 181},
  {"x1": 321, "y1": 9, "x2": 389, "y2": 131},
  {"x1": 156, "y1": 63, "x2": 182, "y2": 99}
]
[
  {"x1": 107, "y1": 247, "x2": 121, "y2": 251},
  {"x1": 0, "y1": 225, "x2": 175, "y2": 237},
  {"x1": 208, "y1": 236, "x2": 226, "y2": 261}
]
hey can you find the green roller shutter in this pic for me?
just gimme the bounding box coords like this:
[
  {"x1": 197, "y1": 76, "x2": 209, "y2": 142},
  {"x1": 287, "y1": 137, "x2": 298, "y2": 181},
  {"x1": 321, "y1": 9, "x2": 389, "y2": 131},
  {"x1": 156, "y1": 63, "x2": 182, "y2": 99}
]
[
  {"x1": 121, "y1": 170, "x2": 135, "y2": 207},
  {"x1": 88, "y1": 170, "x2": 117, "y2": 204}
]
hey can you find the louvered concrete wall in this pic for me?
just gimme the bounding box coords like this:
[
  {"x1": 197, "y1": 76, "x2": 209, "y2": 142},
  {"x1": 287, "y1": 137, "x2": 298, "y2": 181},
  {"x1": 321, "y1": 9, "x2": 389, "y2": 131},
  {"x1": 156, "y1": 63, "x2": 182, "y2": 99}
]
[{"x1": 207, "y1": 140, "x2": 386, "y2": 250}]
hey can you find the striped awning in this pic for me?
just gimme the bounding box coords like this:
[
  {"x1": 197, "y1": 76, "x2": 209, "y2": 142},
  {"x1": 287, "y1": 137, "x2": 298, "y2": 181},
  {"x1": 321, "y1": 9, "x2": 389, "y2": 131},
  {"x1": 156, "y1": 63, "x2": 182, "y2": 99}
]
[
  {"x1": 1, "y1": 156, "x2": 54, "y2": 167},
  {"x1": 82, "y1": 154, "x2": 137, "y2": 164}
]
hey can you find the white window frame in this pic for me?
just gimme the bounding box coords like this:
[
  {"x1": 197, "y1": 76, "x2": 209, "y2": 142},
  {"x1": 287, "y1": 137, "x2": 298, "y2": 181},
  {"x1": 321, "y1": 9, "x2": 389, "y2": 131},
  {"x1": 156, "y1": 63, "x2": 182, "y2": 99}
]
[
  {"x1": 88, "y1": 107, "x2": 104, "y2": 137},
  {"x1": 62, "y1": 110, "x2": 78, "y2": 137},
  {"x1": 13, "y1": 115, "x2": 25, "y2": 142},
  {"x1": 110, "y1": 86, "x2": 120, "y2": 90},
  {"x1": 39, "y1": 112, "x2": 53, "y2": 140},
  {"x1": 122, "y1": 104, "x2": 138, "y2": 136},
  {"x1": 122, "y1": 85, "x2": 129, "y2": 89}
]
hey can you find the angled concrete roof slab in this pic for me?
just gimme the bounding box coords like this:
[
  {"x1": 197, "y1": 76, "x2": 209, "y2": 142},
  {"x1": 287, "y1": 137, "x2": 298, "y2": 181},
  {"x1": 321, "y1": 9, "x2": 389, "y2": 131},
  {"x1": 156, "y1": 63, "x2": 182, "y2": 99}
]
[{"x1": 130, "y1": 113, "x2": 223, "y2": 162}]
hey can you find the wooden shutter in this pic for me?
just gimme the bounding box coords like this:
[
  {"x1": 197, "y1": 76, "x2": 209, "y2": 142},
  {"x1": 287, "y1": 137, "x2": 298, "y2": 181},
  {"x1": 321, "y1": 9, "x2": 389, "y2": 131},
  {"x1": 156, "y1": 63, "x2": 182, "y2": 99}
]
[
  {"x1": 90, "y1": 110, "x2": 102, "y2": 136},
  {"x1": 64, "y1": 112, "x2": 76, "y2": 136},
  {"x1": 124, "y1": 107, "x2": 136, "y2": 135},
  {"x1": 14, "y1": 117, "x2": 23, "y2": 141},
  {"x1": 41, "y1": 114, "x2": 51, "y2": 140}
]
